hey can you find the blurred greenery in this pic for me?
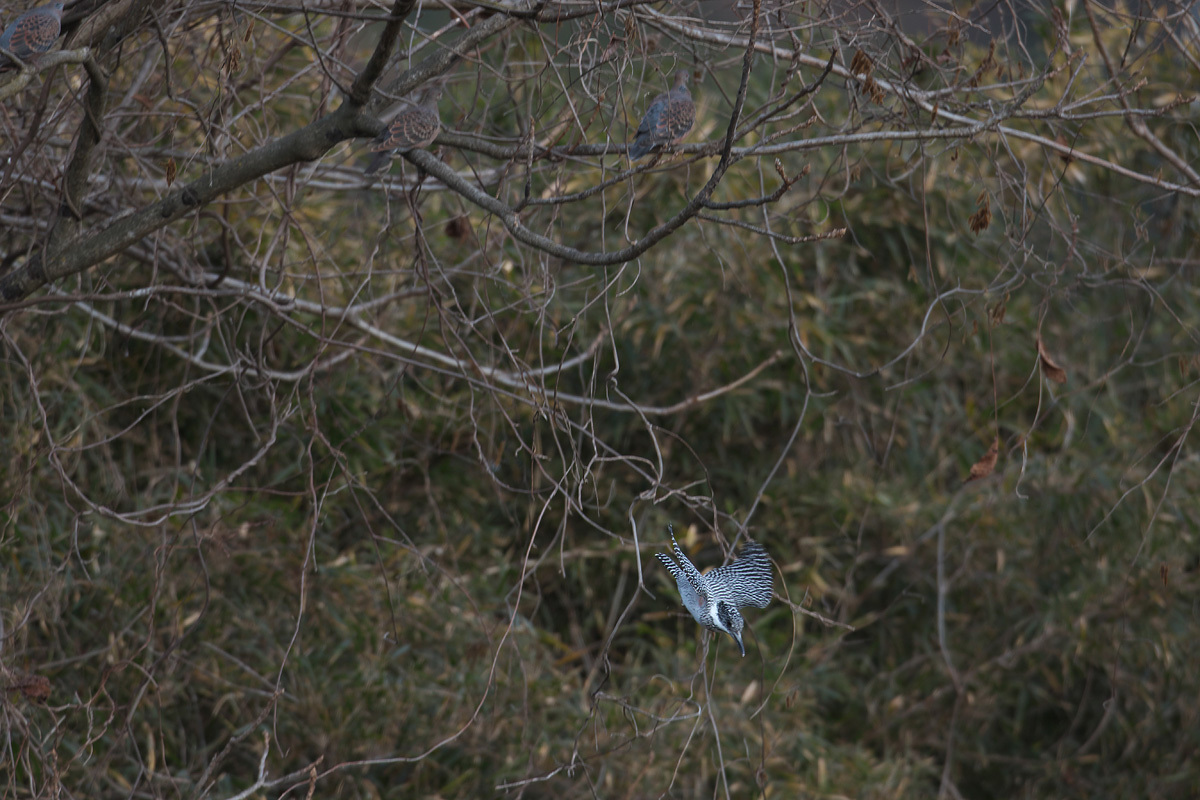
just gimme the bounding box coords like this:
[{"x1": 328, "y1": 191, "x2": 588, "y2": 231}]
[{"x1": 3, "y1": 1, "x2": 1200, "y2": 799}]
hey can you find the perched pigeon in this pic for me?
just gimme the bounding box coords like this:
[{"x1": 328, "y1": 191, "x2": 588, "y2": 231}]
[
  {"x1": 0, "y1": 3, "x2": 65, "y2": 71},
  {"x1": 365, "y1": 86, "x2": 444, "y2": 175},
  {"x1": 628, "y1": 69, "x2": 695, "y2": 160}
]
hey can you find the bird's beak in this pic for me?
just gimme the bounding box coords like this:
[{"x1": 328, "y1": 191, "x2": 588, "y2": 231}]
[{"x1": 733, "y1": 633, "x2": 746, "y2": 657}]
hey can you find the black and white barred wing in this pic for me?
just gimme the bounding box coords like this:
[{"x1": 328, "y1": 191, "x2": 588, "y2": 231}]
[{"x1": 708, "y1": 541, "x2": 773, "y2": 609}]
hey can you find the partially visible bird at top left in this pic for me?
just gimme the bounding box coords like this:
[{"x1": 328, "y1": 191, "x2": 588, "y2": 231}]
[{"x1": 0, "y1": 3, "x2": 65, "y2": 72}]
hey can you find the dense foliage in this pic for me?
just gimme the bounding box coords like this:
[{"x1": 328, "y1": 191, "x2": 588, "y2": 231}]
[{"x1": 2, "y1": 0, "x2": 1199, "y2": 797}]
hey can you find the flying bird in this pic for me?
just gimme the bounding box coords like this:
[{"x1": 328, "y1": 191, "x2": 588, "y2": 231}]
[
  {"x1": 0, "y1": 3, "x2": 65, "y2": 71},
  {"x1": 365, "y1": 86, "x2": 444, "y2": 175},
  {"x1": 628, "y1": 69, "x2": 695, "y2": 160},
  {"x1": 655, "y1": 530, "x2": 773, "y2": 657}
]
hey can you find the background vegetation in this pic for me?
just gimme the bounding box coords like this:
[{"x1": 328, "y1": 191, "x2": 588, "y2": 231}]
[{"x1": 2, "y1": 0, "x2": 1199, "y2": 797}]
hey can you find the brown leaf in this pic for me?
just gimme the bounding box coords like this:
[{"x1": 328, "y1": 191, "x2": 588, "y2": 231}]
[
  {"x1": 1037, "y1": 337, "x2": 1068, "y2": 383},
  {"x1": 850, "y1": 49, "x2": 873, "y2": 77},
  {"x1": 1160, "y1": 563, "x2": 1169, "y2": 587},
  {"x1": 5, "y1": 674, "x2": 50, "y2": 702},
  {"x1": 870, "y1": 79, "x2": 885, "y2": 103},
  {"x1": 165, "y1": 157, "x2": 177, "y2": 187},
  {"x1": 445, "y1": 215, "x2": 472, "y2": 242},
  {"x1": 966, "y1": 437, "x2": 999, "y2": 482},
  {"x1": 969, "y1": 193, "x2": 992, "y2": 234},
  {"x1": 990, "y1": 292, "x2": 1008, "y2": 325}
]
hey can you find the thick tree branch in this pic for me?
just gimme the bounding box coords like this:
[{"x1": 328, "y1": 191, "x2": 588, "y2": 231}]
[
  {"x1": 0, "y1": 48, "x2": 92, "y2": 100},
  {"x1": 400, "y1": 0, "x2": 766, "y2": 267},
  {"x1": 348, "y1": 0, "x2": 418, "y2": 106},
  {"x1": 0, "y1": 4, "x2": 528, "y2": 307},
  {"x1": 55, "y1": 57, "x2": 107, "y2": 238},
  {"x1": 0, "y1": 105, "x2": 377, "y2": 304}
]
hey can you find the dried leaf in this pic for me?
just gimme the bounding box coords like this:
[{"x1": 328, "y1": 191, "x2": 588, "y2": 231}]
[
  {"x1": 868, "y1": 78, "x2": 884, "y2": 103},
  {"x1": 969, "y1": 193, "x2": 992, "y2": 234},
  {"x1": 990, "y1": 292, "x2": 1008, "y2": 325},
  {"x1": 5, "y1": 674, "x2": 50, "y2": 702},
  {"x1": 445, "y1": 215, "x2": 472, "y2": 242},
  {"x1": 966, "y1": 437, "x2": 999, "y2": 482},
  {"x1": 1160, "y1": 563, "x2": 1169, "y2": 587},
  {"x1": 850, "y1": 49, "x2": 873, "y2": 77},
  {"x1": 165, "y1": 157, "x2": 177, "y2": 187},
  {"x1": 1037, "y1": 337, "x2": 1068, "y2": 383}
]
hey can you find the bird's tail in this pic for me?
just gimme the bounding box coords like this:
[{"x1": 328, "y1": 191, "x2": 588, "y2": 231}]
[
  {"x1": 628, "y1": 138, "x2": 653, "y2": 160},
  {"x1": 364, "y1": 151, "x2": 391, "y2": 175}
]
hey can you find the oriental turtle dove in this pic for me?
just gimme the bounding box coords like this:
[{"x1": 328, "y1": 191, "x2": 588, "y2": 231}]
[
  {"x1": 0, "y1": 3, "x2": 65, "y2": 71},
  {"x1": 365, "y1": 86, "x2": 444, "y2": 175},
  {"x1": 628, "y1": 69, "x2": 695, "y2": 160}
]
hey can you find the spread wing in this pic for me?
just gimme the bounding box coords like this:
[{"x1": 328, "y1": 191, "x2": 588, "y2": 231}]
[{"x1": 707, "y1": 540, "x2": 773, "y2": 609}]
